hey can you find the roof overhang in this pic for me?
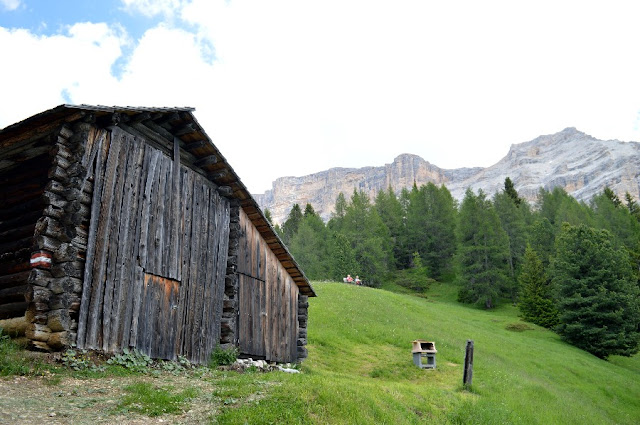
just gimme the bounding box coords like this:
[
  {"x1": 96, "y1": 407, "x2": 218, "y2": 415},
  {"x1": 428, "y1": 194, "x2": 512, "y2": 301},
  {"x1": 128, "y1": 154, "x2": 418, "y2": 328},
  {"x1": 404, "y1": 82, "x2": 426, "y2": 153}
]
[{"x1": 0, "y1": 104, "x2": 315, "y2": 296}]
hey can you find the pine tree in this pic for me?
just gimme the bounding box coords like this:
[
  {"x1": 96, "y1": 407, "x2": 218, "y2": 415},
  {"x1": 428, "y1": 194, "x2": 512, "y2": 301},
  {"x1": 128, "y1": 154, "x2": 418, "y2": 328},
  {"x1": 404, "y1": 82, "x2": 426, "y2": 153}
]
[
  {"x1": 552, "y1": 224, "x2": 640, "y2": 358},
  {"x1": 264, "y1": 208, "x2": 274, "y2": 225},
  {"x1": 340, "y1": 190, "x2": 394, "y2": 286},
  {"x1": 375, "y1": 187, "x2": 406, "y2": 270},
  {"x1": 504, "y1": 177, "x2": 522, "y2": 207},
  {"x1": 404, "y1": 183, "x2": 456, "y2": 277},
  {"x1": 456, "y1": 189, "x2": 511, "y2": 309},
  {"x1": 624, "y1": 192, "x2": 640, "y2": 220},
  {"x1": 281, "y1": 203, "x2": 303, "y2": 245},
  {"x1": 529, "y1": 217, "x2": 556, "y2": 267},
  {"x1": 494, "y1": 191, "x2": 528, "y2": 291},
  {"x1": 518, "y1": 245, "x2": 558, "y2": 328},
  {"x1": 289, "y1": 206, "x2": 331, "y2": 279}
]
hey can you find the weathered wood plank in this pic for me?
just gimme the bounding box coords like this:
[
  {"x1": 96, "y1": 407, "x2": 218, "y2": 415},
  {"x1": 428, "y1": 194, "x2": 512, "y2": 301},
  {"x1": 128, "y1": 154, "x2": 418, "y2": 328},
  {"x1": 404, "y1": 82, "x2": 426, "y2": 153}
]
[
  {"x1": 137, "y1": 149, "x2": 160, "y2": 271},
  {"x1": 175, "y1": 168, "x2": 193, "y2": 355},
  {"x1": 184, "y1": 177, "x2": 203, "y2": 360},
  {"x1": 82, "y1": 130, "x2": 121, "y2": 349},
  {"x1": 108, "y1": 135, "x2": 144, "y2": 352},
  {"x1": 101, "y1": 129, "x2": 130, "y2": 351},
  {"x1": 170, "y1": 137, "x2": 181, "y2": 281},
  {"x1": 128, "y1": 145, "x2": 153, "y2": 348}
]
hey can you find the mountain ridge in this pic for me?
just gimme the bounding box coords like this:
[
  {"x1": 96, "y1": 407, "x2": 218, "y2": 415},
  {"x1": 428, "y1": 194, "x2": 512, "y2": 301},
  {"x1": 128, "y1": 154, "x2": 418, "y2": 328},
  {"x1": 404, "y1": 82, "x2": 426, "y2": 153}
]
[{"x1": 255, "y1": 128, "x2": 640, "y2": 224}]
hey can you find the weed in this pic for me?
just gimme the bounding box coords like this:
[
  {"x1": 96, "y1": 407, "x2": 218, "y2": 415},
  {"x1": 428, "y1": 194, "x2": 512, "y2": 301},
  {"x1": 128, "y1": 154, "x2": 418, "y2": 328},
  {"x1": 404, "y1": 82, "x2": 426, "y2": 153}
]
[
  {"x1": 209, "y1": 345, "x2": 239, "y2": 367},
  {"x1": 61, "y1": 348, "x2": 106, "y2": 372},
  {"x1": 107, "y1": 348, "x2": 153, "y2": 372}
]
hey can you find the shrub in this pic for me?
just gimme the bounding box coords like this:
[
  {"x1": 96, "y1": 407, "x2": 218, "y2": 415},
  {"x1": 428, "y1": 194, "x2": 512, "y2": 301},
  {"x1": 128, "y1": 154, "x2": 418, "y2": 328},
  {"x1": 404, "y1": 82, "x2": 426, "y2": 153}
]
[
  {"x1": 107, "y1": 348, "x2": 153, "y2": 372},
  {"x1": 209, "y1": 345, "x2": 239, "y2": 368}
]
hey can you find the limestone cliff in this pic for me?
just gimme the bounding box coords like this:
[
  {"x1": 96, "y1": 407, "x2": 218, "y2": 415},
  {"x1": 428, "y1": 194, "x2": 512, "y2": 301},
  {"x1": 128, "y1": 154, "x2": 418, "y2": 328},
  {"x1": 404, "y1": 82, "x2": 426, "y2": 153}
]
[{"x1": 255, "y1": 128, "x2": 640, "y2": 224}]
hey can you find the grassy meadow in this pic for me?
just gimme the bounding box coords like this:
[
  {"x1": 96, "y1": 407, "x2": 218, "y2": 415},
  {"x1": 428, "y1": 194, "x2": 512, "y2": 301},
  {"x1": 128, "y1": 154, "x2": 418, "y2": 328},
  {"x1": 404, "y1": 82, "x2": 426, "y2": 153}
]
[
  {"x1": 217, "y1": 281, "x2": 640, "y2": 424},
  {"x1": 2, "y1": 280, "x2": 639, "y2": 424}
]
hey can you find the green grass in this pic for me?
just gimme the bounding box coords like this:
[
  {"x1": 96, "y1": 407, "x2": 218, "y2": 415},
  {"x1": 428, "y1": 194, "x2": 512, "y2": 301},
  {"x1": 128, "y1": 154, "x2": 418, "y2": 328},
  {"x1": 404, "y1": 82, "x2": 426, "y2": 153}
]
[
  {"x1": 215, "y1": 281, "x2": 640, "y2": 424},
  {"x1": 115, "y1": 381, "x2": 199, "y2": 416},
  {"x1": 2, "y1": 281, "x2": 640, "y2": 424}
]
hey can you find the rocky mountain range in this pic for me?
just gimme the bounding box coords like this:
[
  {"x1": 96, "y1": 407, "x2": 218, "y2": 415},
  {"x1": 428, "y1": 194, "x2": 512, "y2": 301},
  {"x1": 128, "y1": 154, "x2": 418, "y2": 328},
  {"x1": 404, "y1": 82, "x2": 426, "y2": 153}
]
[{"x1": 254, "y1": 128, "x2": 640, "y2": 224}]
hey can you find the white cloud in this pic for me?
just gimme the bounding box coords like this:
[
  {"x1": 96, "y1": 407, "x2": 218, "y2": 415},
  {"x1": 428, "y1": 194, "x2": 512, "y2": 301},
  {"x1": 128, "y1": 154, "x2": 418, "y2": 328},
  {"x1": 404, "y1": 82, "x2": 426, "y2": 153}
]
[
  {"x1": 2, "y1": 0, "x2": 640, "y2": 194},
  {"x1": 0, "y1": 0, "x2": 20, "y2": 11},
  {"x1": 0, "y1": 23, "x2": 126, "y2": 126},
  {"x1": 120, "y1": 0, "x2": 186, "y2": 18}
]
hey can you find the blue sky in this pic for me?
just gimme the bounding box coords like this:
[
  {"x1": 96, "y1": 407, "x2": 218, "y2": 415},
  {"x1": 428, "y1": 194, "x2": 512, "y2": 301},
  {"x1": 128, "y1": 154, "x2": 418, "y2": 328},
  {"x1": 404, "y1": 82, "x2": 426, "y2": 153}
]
[
  {"x1": 2, "y1": 0, "x2": 640, "y2": 194},
  {"x1": 0, "y1": 1, "x2": 156, "y2": 37}
]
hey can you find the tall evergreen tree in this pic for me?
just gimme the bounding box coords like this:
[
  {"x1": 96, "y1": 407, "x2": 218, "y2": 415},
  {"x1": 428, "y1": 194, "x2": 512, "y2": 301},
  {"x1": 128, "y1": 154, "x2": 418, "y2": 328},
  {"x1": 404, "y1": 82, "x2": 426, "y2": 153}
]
[
  {"x1": 552, "y1": 224, "x2": 640, "y2": 358},
  {"x1": 456, "y1": 189, "x2": 511, "y2": 309},
  {"x1": 528, "y1": 217, "x2": 556, "y2": 267},
  {"x1": 264, "y1": 208, "x2": 274, "y2": 225},
  {"x1": 404, "y1": 183, "x2": 457, "y2": 277},
  {"x1": 518, "y1": 245, "x2": 558, "y2": 328},
  {"x1": 375, "y1": 187, "x2": 406, "y2": 270},
  {"x1": 624, "y1": 192, "x2": 640, "y2": 220},
  {"x1": 504, "y1": 177, "x2": 522, "y2": 207},
  {"x1": 494, "y1": 191, "x2": 528, "y2": 279},
  {"x1": 329, "y1": 232, "x2": 358, "y2": 281},
  {"x1": 340, "y1": 190, "x2": 394, "y2": 286},
  {"x1": 289, "y1": 205, "x2": 331, "y2": 279},
  {"x1": 281, "y1": 203, "x2": 303, "y2": 245},
  {"x1": 538, "y1": 187, "x2": 594, "y2": 228}
]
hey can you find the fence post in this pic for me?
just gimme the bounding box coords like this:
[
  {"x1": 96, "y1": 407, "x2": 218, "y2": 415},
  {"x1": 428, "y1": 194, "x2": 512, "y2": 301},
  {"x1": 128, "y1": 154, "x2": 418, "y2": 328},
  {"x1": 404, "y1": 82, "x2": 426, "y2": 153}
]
[{"x1": 463, "y1": 340, "x2": 474, "y2": 388}]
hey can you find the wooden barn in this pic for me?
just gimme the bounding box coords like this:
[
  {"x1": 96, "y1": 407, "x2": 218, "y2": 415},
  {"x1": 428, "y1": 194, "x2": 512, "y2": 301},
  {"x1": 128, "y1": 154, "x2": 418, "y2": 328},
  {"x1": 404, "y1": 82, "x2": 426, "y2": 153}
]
[{"x1": 0, "y1": 104, "x2": 314, "y2": 364}]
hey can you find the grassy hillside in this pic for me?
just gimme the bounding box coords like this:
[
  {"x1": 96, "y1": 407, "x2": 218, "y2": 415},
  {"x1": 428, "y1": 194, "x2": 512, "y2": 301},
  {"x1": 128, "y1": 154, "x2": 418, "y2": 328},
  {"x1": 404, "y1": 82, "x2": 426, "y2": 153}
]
[
  {"x1": 218, "y1": 282, "x2": 640, "y2": 424},
  {"x1": 2, "y1": 281, "x2": 638, "y2": 423}
]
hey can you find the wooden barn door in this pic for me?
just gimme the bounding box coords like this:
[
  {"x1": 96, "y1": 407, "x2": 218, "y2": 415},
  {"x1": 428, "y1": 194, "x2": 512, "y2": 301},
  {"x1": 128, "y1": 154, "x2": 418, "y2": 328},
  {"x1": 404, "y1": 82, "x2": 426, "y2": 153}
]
[
  {"x1": 237, "y1": 210, "x2": 299, "y2": 363},
  {"x1": 76, "y1": 128, "x2": 229, "y2": 363}
]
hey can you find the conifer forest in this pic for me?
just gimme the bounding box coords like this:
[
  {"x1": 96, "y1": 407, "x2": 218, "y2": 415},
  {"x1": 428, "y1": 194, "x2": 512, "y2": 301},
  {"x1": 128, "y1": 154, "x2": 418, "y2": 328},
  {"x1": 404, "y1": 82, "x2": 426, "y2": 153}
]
[{"x1": 272, "y1": 179, "x2": 640, "y2": 359}]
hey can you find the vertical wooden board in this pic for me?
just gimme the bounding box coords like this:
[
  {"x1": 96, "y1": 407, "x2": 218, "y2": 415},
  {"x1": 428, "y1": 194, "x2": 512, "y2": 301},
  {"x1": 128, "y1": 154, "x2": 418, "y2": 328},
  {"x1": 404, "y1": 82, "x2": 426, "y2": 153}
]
[
  {"x1": 128, "y1": 264, "x2": 145, "y2": 348},
  {"x1": 162, "y1": 158, "x2": 175, "y2": 279},
  {"x1": 175, "y1": 168, "x2": 193, "y2": 355},
  {"x1": 137, "y1": 149, "x2": 160, "y2": 272},
  {"x1": 108, "y1": 135, "x2": 144, "y2": 352},
  {"x1": 265, "y1": 255, "x2": 276, "y2": 360},
  {"x1": 191, "y1": 183, "x2": 211, "y2": 362},
  {"x1": 153, "y1": 156, "x2": 169, "y2": 276},
  {"x1": 136, "y1": 275, "x2": 150, "y2": 353},
  {"x1": 184, "y1": 178, "x2": 203, "y2": 360},
  {"x1": 280, "y1": 268, "x2": 288, "y2": 362},
  {"x1": 121, "y1": 142, "x2": 150, "y2": 350},
  {"x1": 77, "y1": 131, "x2": 107, "y2": 348},
  {"x1": 84, "y1": 130, "x2": 123, "y2": 349},
  {"x1": 291, "y1": 282, "x2": 299, "y2": 361},
  {"x1": 170, "y1": 138, "x2": 181, "y2": 281},
  {"x1": 238, "y1": 274, "x2": 248, "y2": 354},
  {"x1": 129, "y1": 146, "x2": 155, "y2": 347},
  {"x1": 101, "y1": 131, "x2": 131, "y2": 351},
  {"x1": 238, "y1": 211, "x2": 250, "y2": 275},
  {"x1": 202, "y1": 192, "x2": 219, "y2": 359}
]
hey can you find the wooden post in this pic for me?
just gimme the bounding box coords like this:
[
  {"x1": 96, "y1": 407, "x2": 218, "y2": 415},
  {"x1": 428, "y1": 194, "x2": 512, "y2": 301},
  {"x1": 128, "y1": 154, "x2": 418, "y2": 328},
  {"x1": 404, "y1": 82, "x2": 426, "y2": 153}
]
[{"x1": 463, "y1": 339, "x2": 474, "y2": 388}]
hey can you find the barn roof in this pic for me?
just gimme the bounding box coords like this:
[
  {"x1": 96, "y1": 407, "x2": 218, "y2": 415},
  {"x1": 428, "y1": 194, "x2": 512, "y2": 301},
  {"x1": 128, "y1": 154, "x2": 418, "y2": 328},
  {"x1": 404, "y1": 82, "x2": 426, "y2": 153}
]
[{"x1": 0, "y1": 104, "x2": 315, "y2": 297}]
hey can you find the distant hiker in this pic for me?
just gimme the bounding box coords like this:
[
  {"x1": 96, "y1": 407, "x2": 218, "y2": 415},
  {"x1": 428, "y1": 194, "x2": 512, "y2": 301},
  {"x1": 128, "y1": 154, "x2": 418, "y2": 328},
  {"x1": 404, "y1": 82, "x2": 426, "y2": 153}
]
[
  {"x1": 355, "y1": 276, "x2": 361, "y2": 285},
  {"x1": 345, "y1": 274, "x2": 354, "y2": 283}
]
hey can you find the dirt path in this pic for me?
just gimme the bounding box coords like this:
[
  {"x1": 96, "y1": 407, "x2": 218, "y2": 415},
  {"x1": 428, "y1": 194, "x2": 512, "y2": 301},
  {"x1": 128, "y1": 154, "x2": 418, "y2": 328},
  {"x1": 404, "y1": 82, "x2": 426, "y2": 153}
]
[{"x1": 0, "y1": 373, "x2": 222, "y2": 424}]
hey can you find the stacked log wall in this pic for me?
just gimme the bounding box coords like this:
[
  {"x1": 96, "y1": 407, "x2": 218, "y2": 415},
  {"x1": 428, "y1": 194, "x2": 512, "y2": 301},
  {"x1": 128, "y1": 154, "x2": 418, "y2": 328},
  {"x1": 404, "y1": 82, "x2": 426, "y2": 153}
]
[
  {"x1": 297, "y1": 295, "x2": 308, "y2": 360},
  {"x1": 25, "y1": 122, "x2": 102, "y2": 350},
  {"x1": 221, "y1": 200, "x2": 241, "y2": 349},
  {"x1": 0, "y1": 150, "x2": 50, "y2": 330}
]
